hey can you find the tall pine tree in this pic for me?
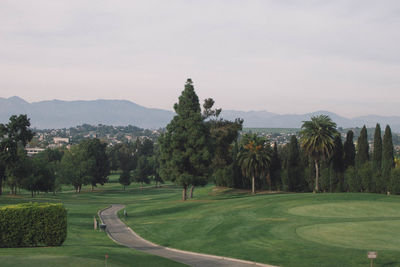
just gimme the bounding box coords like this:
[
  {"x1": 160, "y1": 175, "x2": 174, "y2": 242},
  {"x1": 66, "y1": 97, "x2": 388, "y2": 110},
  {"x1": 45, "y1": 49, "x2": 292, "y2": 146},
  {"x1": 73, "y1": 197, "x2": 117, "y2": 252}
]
[
  {"x1": 158, "y1": 79, "x2": 211, "y2": 200},
  {"x1": 382, "y1": 125, "x2": 394, "y2": 192},
  {"x1": 343, "y1": 130, "x2": 355, "y2": 169},
  {"x1": 355, "y1": 126, "x2": 369, "y2": 167},
  {"x1": 372, "y1": 123, "x2": 382, "y2": 173}
]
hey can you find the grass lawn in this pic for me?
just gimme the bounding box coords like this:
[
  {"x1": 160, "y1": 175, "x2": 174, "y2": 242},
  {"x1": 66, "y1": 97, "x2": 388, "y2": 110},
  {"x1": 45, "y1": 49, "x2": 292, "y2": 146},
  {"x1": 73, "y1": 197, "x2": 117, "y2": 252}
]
[
  {"x1": 2, "y1": 177, "x2": 400, "y2": 267},
  {"x1": 120, "y1": 186, "x2": 400, "y2": 267},
  {"x1": 0, "y1": 178, "x2": 186, "y2": 267}
]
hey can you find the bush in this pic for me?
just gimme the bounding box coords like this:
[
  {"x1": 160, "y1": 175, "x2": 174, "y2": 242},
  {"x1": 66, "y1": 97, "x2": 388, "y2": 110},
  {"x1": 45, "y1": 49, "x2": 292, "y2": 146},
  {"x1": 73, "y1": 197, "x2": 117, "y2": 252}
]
[{"x1": 0, "y1": 202, "x2": 67, "y2": 247}]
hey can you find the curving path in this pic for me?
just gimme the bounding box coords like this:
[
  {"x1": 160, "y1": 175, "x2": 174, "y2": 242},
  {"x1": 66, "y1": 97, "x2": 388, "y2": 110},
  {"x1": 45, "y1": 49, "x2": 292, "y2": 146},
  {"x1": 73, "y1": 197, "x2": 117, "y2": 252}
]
[{"x1": 99, "y1": 204, "x2": 277, "y2": 267}]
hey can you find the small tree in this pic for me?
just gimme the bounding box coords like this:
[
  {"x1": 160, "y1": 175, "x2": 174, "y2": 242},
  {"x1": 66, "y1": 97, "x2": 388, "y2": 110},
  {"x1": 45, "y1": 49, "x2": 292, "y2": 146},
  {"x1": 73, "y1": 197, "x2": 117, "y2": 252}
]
[
  {"x1": 343, "y1": 130, "x2": 355, "y2": 170},
  {"x1": 382, "y1": 125, "x2": 394, "y2": 192},
  {"x1": 331, "y1": 135, "x2": 344, "y2": 192},
  {"x1": 389, "y1": 168, "x2": 400, "y2": 194},
  {"x1": 119, "y1": 170, "x2": 131, "y2": 190},
  {"x1": 59, "y1": 145, "x2": 93, "y2": 193},
  {"x1": 132, "y1": 156, "x2": 152, "y2": 189},
  {"x1": 355, "y1": 126, "x2": 369, "y2": 168},
  {"x1": 285, "y1": 135, "x2": 305, "y2": 192},
  {"x1": 0, "y1": 114, "x2": 34, "y2": 195},
  {"x1": 269, "y1": 142, "x2": 281, "y2": 191},
  {"x1": 80, "y1": 138, "x2": 110, "y2": 189},
  {"x1": 238, "y1": 134, "x2": 271, "y2": 194},
  {"x1": 372, "y1": 124, "x2": 382, "y2": 173}
]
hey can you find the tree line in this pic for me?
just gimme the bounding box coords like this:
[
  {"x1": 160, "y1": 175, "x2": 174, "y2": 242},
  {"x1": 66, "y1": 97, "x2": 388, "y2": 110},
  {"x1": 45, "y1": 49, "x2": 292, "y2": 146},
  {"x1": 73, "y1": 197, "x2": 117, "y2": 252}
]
[
  {"x1": 0, "y1": 114, "x2": 160, "y2": 195},
  {"x1": 0, "y1": 80, "x2": 398, "y2": 199},
  {"x1": 158, "y1": 80, "x2": 399, "y2": 198}
]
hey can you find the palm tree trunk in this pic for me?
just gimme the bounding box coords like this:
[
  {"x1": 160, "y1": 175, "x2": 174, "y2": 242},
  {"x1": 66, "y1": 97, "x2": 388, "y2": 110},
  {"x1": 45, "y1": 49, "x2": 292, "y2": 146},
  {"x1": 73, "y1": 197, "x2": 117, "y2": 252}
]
[
  {"x1": 252, "y1": 175, "x2": 255, "y2": 194},
  {"x1": 315, "y1": 160, "x2": 319, "y2": 192}
]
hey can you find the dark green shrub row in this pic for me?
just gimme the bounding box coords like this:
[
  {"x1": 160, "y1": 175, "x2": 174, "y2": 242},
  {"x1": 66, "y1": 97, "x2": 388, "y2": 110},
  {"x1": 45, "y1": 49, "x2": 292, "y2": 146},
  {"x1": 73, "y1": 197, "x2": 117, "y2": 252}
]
[{"x1": 0, "y1": 202, "x2": 67, "y2": 247}]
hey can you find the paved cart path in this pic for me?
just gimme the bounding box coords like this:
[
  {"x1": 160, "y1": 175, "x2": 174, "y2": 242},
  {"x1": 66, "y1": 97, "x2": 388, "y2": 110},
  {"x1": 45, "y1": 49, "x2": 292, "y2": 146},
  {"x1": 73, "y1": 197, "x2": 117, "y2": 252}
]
[{"x1": 99, "y1": 204, "x2": 277, "y2": 267}]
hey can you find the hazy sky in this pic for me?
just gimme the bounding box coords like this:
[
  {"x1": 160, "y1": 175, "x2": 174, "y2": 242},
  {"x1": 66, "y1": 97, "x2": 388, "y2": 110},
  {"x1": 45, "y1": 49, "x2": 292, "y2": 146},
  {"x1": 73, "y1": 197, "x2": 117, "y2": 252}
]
[{"x1": 1, "y1": 1, "x2": 399, "y2": 117}]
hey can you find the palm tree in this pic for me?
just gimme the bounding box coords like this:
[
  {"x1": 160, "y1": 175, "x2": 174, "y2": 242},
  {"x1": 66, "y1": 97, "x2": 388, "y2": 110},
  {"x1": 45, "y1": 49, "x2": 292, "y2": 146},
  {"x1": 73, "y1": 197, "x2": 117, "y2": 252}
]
[
  {"x1": 300, "y1": 115, "x2": 338, "y2": 192},
  {"x1": 238, "y1": 134, "x2": 271, "y2": 194}
]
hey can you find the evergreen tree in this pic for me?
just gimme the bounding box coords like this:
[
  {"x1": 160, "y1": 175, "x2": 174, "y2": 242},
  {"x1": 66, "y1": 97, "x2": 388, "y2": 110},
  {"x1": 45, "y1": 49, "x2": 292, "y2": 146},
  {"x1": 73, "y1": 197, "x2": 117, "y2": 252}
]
[
  {"x1": 269, "y1": 142, "x2": 281, "y2": 191},
  {"x1": 0, "y1": 114, "x2": 34, "y2": 195},
  {"x1": 389, "y1": 168, "x2": 400, "y2": 194},
  {"x1": 359, "y1": 162, "x2": 373, "y2": 192},
  {"x1": 372, "y1": 124, "x2": 382, "y2": 173},
  {"x1": 331, "y1": 135, "x2": 344, "y2": 192},
  {"x1": 119, "y1": 170, "x2": 131, "y2": 190},
  {"x1": 159, "y1": 79, "x2": 211, "y2": 200},
  {"x1": 344, "y1": 166, "x2": 361, "y2": 192},
  {"x1": 80, "y1": 138, "x2": 110, "y2": 189},
  {"x1": 343, "y1": 130, "x2": 355, "y2": 169},
  {"x1": 355, "y1": 126, "x2": 369, "y2": 167},
  {"x1": 132, "y1": 156, "x2": 152, "y2": 189},
  {"x1": 382, "y1": 125, "x2": 394, "y2": 192},
  {"x1": 285, "y1": 135, "x2": 305, "y2": 192}
]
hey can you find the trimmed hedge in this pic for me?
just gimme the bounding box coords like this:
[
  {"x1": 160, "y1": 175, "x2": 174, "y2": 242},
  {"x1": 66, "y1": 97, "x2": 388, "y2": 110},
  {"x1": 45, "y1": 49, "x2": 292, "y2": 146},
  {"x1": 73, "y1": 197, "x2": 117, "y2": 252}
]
[{"x1": 0, "y1": 202, "x2": 67, "y2": 247}]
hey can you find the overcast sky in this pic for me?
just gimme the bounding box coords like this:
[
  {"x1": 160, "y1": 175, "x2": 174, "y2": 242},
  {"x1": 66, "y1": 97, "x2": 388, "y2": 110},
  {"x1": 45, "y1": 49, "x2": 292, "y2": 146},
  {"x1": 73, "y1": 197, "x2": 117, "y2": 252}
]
[{"x1": 0, "y1": 1, "x2": 399, "y2": 117}]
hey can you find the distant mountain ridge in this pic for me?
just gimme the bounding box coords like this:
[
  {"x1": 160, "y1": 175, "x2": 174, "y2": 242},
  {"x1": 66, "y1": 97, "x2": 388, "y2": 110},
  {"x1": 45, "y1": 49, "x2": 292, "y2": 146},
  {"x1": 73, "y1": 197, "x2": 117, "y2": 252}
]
[
  {"x1": 0, "y1": 96, "x2": 174, "y2": 129},
  {"x1": 1, "y1": 96, "x2": 400, "y2": 132}
]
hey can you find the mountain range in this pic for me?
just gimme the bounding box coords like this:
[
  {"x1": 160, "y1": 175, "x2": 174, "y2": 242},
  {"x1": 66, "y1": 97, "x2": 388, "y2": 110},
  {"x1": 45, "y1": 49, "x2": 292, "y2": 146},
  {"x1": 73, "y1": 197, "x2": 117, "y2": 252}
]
[{"x1": 1, "y1": 96, "x2": 400, "y2": 132}]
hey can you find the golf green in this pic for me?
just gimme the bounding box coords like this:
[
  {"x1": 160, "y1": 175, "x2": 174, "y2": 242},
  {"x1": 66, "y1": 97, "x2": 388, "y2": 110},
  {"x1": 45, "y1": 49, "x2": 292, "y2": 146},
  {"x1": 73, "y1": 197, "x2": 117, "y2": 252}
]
[
  {"x1": 297, "y1": 220, "x2": 400, "y2": 251},
  {"x1": 288, "y1": 201, "x2": 400, "y2": 218}
]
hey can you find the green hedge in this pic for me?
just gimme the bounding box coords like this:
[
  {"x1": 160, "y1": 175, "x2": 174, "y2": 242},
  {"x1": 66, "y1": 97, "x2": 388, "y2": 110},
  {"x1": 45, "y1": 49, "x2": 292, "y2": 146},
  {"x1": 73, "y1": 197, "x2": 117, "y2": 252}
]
[{"x1": 0, "y1": 202, "x2": 67, "y2": 247}]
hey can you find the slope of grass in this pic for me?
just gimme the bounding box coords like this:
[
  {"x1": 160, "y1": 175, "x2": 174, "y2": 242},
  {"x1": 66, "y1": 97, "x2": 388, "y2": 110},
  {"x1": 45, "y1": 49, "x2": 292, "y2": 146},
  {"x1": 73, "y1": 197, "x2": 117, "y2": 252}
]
[
  {"x1": 0, "y1": 180, "x2": 185, "y2": 267},
  {"x1": 120, "y1": 186, "x2": 400, "y2": 267},
  {"x1": 2, "y1": 179, "x2": 400, "y2": 267}
]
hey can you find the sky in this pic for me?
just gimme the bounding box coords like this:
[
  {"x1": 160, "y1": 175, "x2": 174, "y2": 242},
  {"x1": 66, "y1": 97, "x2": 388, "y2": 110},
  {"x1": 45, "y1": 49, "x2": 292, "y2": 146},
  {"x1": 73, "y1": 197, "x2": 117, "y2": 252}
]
[{"x1": 0, "y1": 0, "x2": 399, "y2": 117}]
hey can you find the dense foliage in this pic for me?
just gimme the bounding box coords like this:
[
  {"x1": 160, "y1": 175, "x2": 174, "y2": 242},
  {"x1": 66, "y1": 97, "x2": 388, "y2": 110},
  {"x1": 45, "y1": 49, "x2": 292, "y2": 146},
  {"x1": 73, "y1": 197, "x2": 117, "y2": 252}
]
[{"x1": 0, "y1": 202, "x2": 67, "y2": 247}]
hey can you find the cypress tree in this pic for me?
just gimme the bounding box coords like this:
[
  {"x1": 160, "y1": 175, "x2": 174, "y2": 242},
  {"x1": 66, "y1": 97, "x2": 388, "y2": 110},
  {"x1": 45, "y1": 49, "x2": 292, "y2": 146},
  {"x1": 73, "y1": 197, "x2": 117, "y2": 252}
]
[
  {"x1": 331, "y1": 135, "x2": 344, "y2": 191},
  {"x1": 286, "y1": 135, "x2": 305, "y2": 192},
  {"x1": 372, "y1": 123, "x2": 382, "y2": 172},
  {"x1": 269, "y1": 142, "x2": 281, "y2": 191},
  {"x1": 355, "y1": 126, "x2": 369, "y2": 167},
  {"x1": 343, "y1": 130, "x2": 355, "y2": 169},
  {"x1": 382, "y1": 125, "x2": 394, "y2": 192},
  {"x1": 159, "y1": 79, "x2": 211, "y2": 200}
]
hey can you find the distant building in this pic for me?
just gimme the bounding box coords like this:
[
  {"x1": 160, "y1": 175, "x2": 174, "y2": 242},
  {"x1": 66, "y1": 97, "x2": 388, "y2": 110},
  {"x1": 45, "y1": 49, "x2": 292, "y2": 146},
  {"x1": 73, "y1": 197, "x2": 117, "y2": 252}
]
[
  {"x1": 26, "y1": 147, "x2": 45, "y2": 156},
  {"x1": 53, "y1": 137, "x2": 69, "y2": 144}
]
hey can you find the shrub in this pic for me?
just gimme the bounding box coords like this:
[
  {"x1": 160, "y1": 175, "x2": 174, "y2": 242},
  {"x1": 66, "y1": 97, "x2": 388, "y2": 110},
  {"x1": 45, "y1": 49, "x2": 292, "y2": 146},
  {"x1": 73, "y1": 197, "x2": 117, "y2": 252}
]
[{"x1": 0, "y1": 202, "x2": 67, "y2": 247}]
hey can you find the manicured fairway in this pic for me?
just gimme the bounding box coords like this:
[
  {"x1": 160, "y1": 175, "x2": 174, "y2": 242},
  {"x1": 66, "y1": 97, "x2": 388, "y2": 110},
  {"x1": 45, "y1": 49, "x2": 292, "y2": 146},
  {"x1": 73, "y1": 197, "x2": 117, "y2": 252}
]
[
  {"x1": 2, "y1": 180, "x2": 400, "y2": 267},
  {"x1": 120, "y1": 187, "x2": 400, "y2": 267},
  {"x1": 0, "y1": 178, "x2": 186, "y2": 267}
]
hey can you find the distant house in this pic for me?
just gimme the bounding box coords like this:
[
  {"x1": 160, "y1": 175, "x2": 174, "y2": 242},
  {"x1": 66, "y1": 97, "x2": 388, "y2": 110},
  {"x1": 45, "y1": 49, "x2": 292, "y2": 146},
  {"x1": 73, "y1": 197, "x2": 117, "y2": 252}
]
[
  {"x1": 53, "y1": 137, "x2": 69, "y2": 146},
  {"x1": 26, "y1": 147, "x2": 45, "y2": 156}
]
